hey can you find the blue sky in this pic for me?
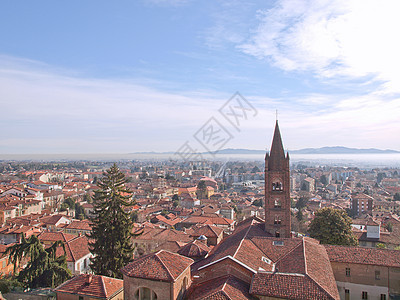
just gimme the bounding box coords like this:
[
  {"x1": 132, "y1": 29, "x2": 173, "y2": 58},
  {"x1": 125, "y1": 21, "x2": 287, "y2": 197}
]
[{"x1": 1, "y1": 0, "x2": 400, "y2": 154}]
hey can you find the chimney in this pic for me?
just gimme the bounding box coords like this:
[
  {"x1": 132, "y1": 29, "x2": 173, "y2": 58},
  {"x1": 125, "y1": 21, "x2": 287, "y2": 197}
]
[{"x1": 86, "y1": 274, "x2": 93, "y2": 285}]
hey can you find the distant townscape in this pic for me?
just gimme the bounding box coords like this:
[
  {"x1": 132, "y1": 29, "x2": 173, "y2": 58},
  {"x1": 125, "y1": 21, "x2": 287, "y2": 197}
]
[{"x1": 0, "y1": 122, "x2": 399, "y2": 300}]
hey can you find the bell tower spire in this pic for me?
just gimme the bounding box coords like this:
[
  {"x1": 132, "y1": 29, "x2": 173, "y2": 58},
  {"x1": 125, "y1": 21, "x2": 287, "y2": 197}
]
[{"x1": 265, "y1": 120, "x2": 291, "y2": 238}]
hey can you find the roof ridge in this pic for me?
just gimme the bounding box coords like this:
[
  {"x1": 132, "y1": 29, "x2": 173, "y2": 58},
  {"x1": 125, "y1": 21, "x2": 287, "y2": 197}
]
[
  {"x1": 220, "y1": 289, "x2": 230, "y2": 299},
  {"x1": 155, "y1": 251, "x2": 174, "y2": 281},
  {"x1": 274, "y1": 239, "x2": 303, "y2": 264},
  {"x1": 302, "y1": 238, "x2": 307, "y2": 275},
  {"x1": 100, "y1": 275, "x2": 107, "y2": 298},
  {"x1": 65, "y1": 239, "x2": 75, "y2": 262},
  {"x1": 232, "y1": 223, "x2": 253, "y2": 258},
  {"x1": 305, "y1": 274, "x2": 336, "y2": 300},
  {"x1": 208, "y1": 224, "x2": 219, "y2": 236}
]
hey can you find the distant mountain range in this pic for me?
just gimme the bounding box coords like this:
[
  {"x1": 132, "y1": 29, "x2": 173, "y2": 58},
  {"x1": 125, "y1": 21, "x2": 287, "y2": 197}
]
[
  {"x1": 212, "y1": 147, "x2": 400, "y2": 154},
  {"x1": 132, "y1": 147, "x2": 399, "y2": 155}
]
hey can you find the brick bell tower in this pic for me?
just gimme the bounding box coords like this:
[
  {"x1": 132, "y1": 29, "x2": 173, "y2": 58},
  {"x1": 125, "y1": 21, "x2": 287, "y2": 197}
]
[{"x1": 264, "y1": 120, "x2": 291, "y2": 238}]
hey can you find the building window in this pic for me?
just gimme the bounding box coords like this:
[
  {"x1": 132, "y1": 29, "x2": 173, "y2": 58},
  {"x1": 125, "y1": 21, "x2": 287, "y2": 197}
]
[
  {"x1": 135, "y1": 287, "x2": 158, "y2": 300},
  {"x1": 380, "y1": 294, "x2": 386, "y2": 300},
  {"x1": 274, "y1": 199, "x2": 281, "y2": 208},
  {"x1": 362, "y1": 291, "x2": 368, "y2": 299},
  {"x1": 345, "y1": 289, "x2": 350, "y2": 300},
  {"x1": 275, "y1": 231, "x2": 280, "y2": 238},
  {"x1": 272, "y1": 181, "x2": 283, "y2": 191},
  {"x1": 79, "y1": 297, "x2": 83, "y2": 300},
  {"x1": 345, "y1": 267, "x2": 350, "y2": 277},
  {"x1": 274, "y1": 216, "x2": 281, "y2": 225},
  {"x1": 375, "y1": 270, "x2": 380, "y2": 280}
]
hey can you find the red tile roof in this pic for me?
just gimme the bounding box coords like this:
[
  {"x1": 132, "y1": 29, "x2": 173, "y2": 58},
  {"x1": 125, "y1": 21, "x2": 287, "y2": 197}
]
[
  {"x1": 54, "y1": 274, "x2": 123, "y2": 299},
  {"x1": 38, "y1": 231, "x2": 76, "y2": 243},
  {"x1": 189, "y1": 224, "x2": 224, "y2": 239},
  {"x1": 121, "y1": 250, "x2": 193, "y2": 282},
  {"x1": 188, "y1": 276, "x2": 254, "y2": 300},
  {"x1": 65, "y1": 220, "x2": 92, "y2": 231},
  {"x1": 325, "y1": 244, "x2": 400, "y2": 268},
  {"x1": 192, "y1": 218, "x2": 339, "y2": 300},
  {"x1": 178, "y1": 240, "x2": 210, "y2": 258},
  {"x1": 250, "y1": 272, "x2": 335, "y2": 300},
  {"x1": 40, "y1": 233, "x2": 91, "y2": 263}
]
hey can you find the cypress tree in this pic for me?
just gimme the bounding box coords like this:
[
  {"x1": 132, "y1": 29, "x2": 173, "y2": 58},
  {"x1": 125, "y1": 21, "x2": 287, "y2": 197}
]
[{"x1": 87, "y1": 163, "x2": 135, "y2": 278}]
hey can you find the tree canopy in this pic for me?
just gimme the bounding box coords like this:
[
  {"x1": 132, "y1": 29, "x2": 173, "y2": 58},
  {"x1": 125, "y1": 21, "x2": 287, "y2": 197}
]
[
  {"x1": 87, "y1": 163, "x2": 137, "y2": 278},
  {"x1": 308, "y1": 208, "x2": 358, "y2": 246},
  {"x1": 5, "y1": 235, "x2": 71, "y2": 289}
]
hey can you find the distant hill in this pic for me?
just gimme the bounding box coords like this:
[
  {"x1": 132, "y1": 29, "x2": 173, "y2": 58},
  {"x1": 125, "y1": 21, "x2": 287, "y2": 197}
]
[
  {"x1": 290, "y1": 146, "x2": 400, "y2": 154},
  {"x1": 132, "y1": 147, "x2": 399, "y2": 155},
  {"x1": 205, "y1": 147, "x2": 400, "y2": 155}
]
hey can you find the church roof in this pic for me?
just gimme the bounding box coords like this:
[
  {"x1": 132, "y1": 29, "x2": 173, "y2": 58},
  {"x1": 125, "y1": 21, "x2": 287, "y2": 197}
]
[
  {"x1": 191, "y1": 218, "x2": 339, "y2": 300},
  {"x1": 188, "y1": 275, "x2": 255, "y2": 300},
  {"x1": 121, "y1": 250, "x2": 193, "y2": 282},
  {"x1": 267, "y1": 121, "x2": 287, "y2": 171}
]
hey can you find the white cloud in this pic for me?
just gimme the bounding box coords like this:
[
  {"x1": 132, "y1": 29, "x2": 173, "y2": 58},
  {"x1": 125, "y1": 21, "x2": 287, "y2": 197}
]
[
  {"x1": 1, "y1": 54, "x2": 400, "y2": 154},
  {"x1": 0, "y1": 55, "x2": 227, "y2": 153},
  {"x1": 240, "y1": 0, "x2": 400, "y2": 93}
]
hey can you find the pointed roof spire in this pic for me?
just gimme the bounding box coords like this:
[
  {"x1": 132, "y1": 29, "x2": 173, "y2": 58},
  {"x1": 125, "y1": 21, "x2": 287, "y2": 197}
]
[{"x1": 267, "y1": 120, "x2": 286, "y2": 171}]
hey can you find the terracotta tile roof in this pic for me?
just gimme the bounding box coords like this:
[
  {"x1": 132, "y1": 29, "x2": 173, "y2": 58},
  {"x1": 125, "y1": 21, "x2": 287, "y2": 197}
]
[
  {"x1": 190, "y1": 224, "x2": 224, "y2": 239},
  {"x1": 188, "y1": 276, "x2": 254, "y2": 300},
  {"x1": 133, "y1": 227, "x2": 192, "y2": 243},
  {"x1": 192, "y1": 218, "x2": 339, "y2": 299},
  {"x1": 62, "y1": 235, "x2": 91, "y2": 262},
  {"x1": 325, "y1": 244, "x2": 400, "y2": 267},
  {"x1": 54, "y1": 274, "x2": 123, "y2": 299},
  {"x1": 154, "y1": 240, "x2": 187, "y2": 253},
  {"x1": 65, "y1": 220, "x2": 92, "y2": 231},
  {"x1": 41, "y1": 234, "x2": 91, "y2": 263},
  {"x1": 40, "y1": 214, "x2": 71, "y2": 226},
  {"x1": 178, "y1": 240, "x2": 210, "y2": 258},
  {"x1": 38, "y1": 231, "x2": 76, "y2": 243},
  {"x1": 303, "y1": 239, "x2": 339, "y2": 299},
  {"x1": 182, "y1": 216, "x2": 234, "y2": 226},
  {"x1": 121, "y1": 250, "x2": 193, "y2": 282},
  {"x1": 0, "y1": 224, "x2": 36, "y2": 234},
  {"x1": 250, "y1": 272, "x2": 335, "y2": 300}
]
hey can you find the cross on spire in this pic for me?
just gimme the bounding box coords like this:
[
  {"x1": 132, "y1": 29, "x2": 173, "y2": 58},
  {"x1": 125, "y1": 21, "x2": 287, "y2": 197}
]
[{"x1": 275, "y1": 109, "x2": 278, "y2": 121}]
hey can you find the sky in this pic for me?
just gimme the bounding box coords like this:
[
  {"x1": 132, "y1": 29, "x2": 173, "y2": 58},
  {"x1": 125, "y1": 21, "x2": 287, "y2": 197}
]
[{"x1": 1, "y1": 0, "x2": 400, "y2": 154}]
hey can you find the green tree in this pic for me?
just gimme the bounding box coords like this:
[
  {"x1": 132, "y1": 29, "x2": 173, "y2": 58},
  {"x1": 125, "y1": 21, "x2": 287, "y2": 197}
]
[
  {"x1": 295, "y1": 197, "x2": 309, "y2": 210},
  {"x1": 252, "y1": 199, "x2": 263, "y2": 207},
  {"x1": 376, "y1": 243, "x2": 386, "y2": 249},
  {"x1": 296, "y1": 209, "x2": 304, "y2": 222},
  {"x1": 5, "y1": 235, "x2": 71, "y2": 289},
  {"x1": 308, "y1": 208, "x2": 358, "y2": 246},
  {"x1": 87, "y1": 163, "x2": 136, "y2": 278},
  {"x1": 377, "y1": 172, "x2": 386, "y2": 183},
  {"x1": 385, "y1": 222, "x2": 393, "y2": 232},
  {"x1": 0, "y1": 278, "x2": 23, "y2": 294},
  {"x1": 64, "y1": 197, "x2": 75, "y2": 208},
  {"x1": 196, "y1": 181, "x2": 207, "y2": 199},
  {"x1": 131, "y1": 210, "x2": 138, "y2": 222}
]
